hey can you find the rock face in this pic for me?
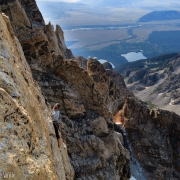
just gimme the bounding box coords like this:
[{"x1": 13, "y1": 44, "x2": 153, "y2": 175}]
[
  {"x1": 115, "y1": 97, "x2": 180, "y2": 180},
  {"x1": 49, "y1": 58, "x2": 131, "y2": 179},
  {"x1": 0, "y1": 0, "x2": 131, "y2": 179},
  {"x1": 1, "y1": 1, "x2": 180, "y2": 180},
  {"x1": 117, "y1": 53, "x2": 180, "y2": 115},
  {"x1": 103, "y1": 62, "x2": 113, "y2": 70},
  {"x1": 74, "y1": 56, "x2": 87, "y2": 70},
  {"x1": 0, "y1": 12, "x2": 74, "y2": 180}
]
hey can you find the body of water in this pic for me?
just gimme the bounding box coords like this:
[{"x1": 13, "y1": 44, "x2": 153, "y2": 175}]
[
  {"x1": 63, "y1": 24, "x2": 142, "y2": 31},
  {"x1": 121, "y1": 51, "x2": 147, "y2": 62}
]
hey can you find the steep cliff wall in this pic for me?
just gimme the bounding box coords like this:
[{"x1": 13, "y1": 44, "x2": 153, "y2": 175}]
[
  {"x1": 0, "y1": 0, "x2": 131, "y2": 179},
  {"x1": 116, "y1": 97, "x2": 180, "y2": 180},
  {"x1": 0, "y1": 12, "x2": 74, "y2": 180},
  {"x1": 1, "y1": 1, "x2": 179, "y2": 180}
]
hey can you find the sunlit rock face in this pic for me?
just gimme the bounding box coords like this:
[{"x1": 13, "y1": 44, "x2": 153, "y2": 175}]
[
  {"x1": 47, "y1": 58, "x2": 131, "y2": 179},
  {"x1": 1, "y1": 0, "x2": 180, "y2": 179},
  {"x1": 74, "y1": 56, "x2": 88, "y2": 70},
  {"x1": 0, "y1": 13, "x2": 74, "y2": 180},
  {"x1": 0, "y1": 0, "x2": 73, "y2": 68},
  {"x1": 117, "y1": 97, "x2": 180, "y2": 180},
  {"x1": 0, "y1": 0, "x2": 131, "y2": 179}
]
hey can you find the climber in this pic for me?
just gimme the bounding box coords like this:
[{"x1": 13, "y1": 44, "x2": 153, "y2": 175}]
[{"x1": 51, "y1": 103, "x2": 61, "y2": 147}]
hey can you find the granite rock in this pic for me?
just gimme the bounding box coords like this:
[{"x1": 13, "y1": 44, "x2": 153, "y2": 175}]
[
  {"x1": 0, "y1": 12, "x2": 74, "y2": 180},
  {"x1": 0, "y1": 0, "x2": 131, "y2": 179},
  {"x1": 116, "y1": 97, "x2": 180, "y2": 180}
]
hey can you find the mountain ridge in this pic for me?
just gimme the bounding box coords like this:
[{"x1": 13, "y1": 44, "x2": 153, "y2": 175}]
[
  {"x1": 0, "y1": 0, "x2": 131, "y2": 179},
  {"x1": 0, "y1": 0, "x2": 180, "y2": 180},
  {"x1": 116, "y1": 53, "x2": 180, "y2": 115},
  {"x1": 138, "y1": 10, "x2": 180, "y2": 22}
]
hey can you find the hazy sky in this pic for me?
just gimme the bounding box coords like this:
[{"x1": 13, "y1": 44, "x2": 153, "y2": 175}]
[{"x1": 36, "y1": 0, "x2": 80, "y2": 2}]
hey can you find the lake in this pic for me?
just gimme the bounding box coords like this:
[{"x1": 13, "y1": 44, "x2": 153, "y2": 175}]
[{"x1": 121, "y1": 52, "x2": 147, "y2": 62}]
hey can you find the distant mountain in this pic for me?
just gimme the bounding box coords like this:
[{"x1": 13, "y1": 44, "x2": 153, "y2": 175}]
[
  {"x1": 138, "y1": 10, "x2": 180, "y2": 22},
  {"x1": 116, "y1": 53, "x2": 180, "y2": 115},
  {"x1": 36, "y1": 1, "x2": 88, "y2": 19}
]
